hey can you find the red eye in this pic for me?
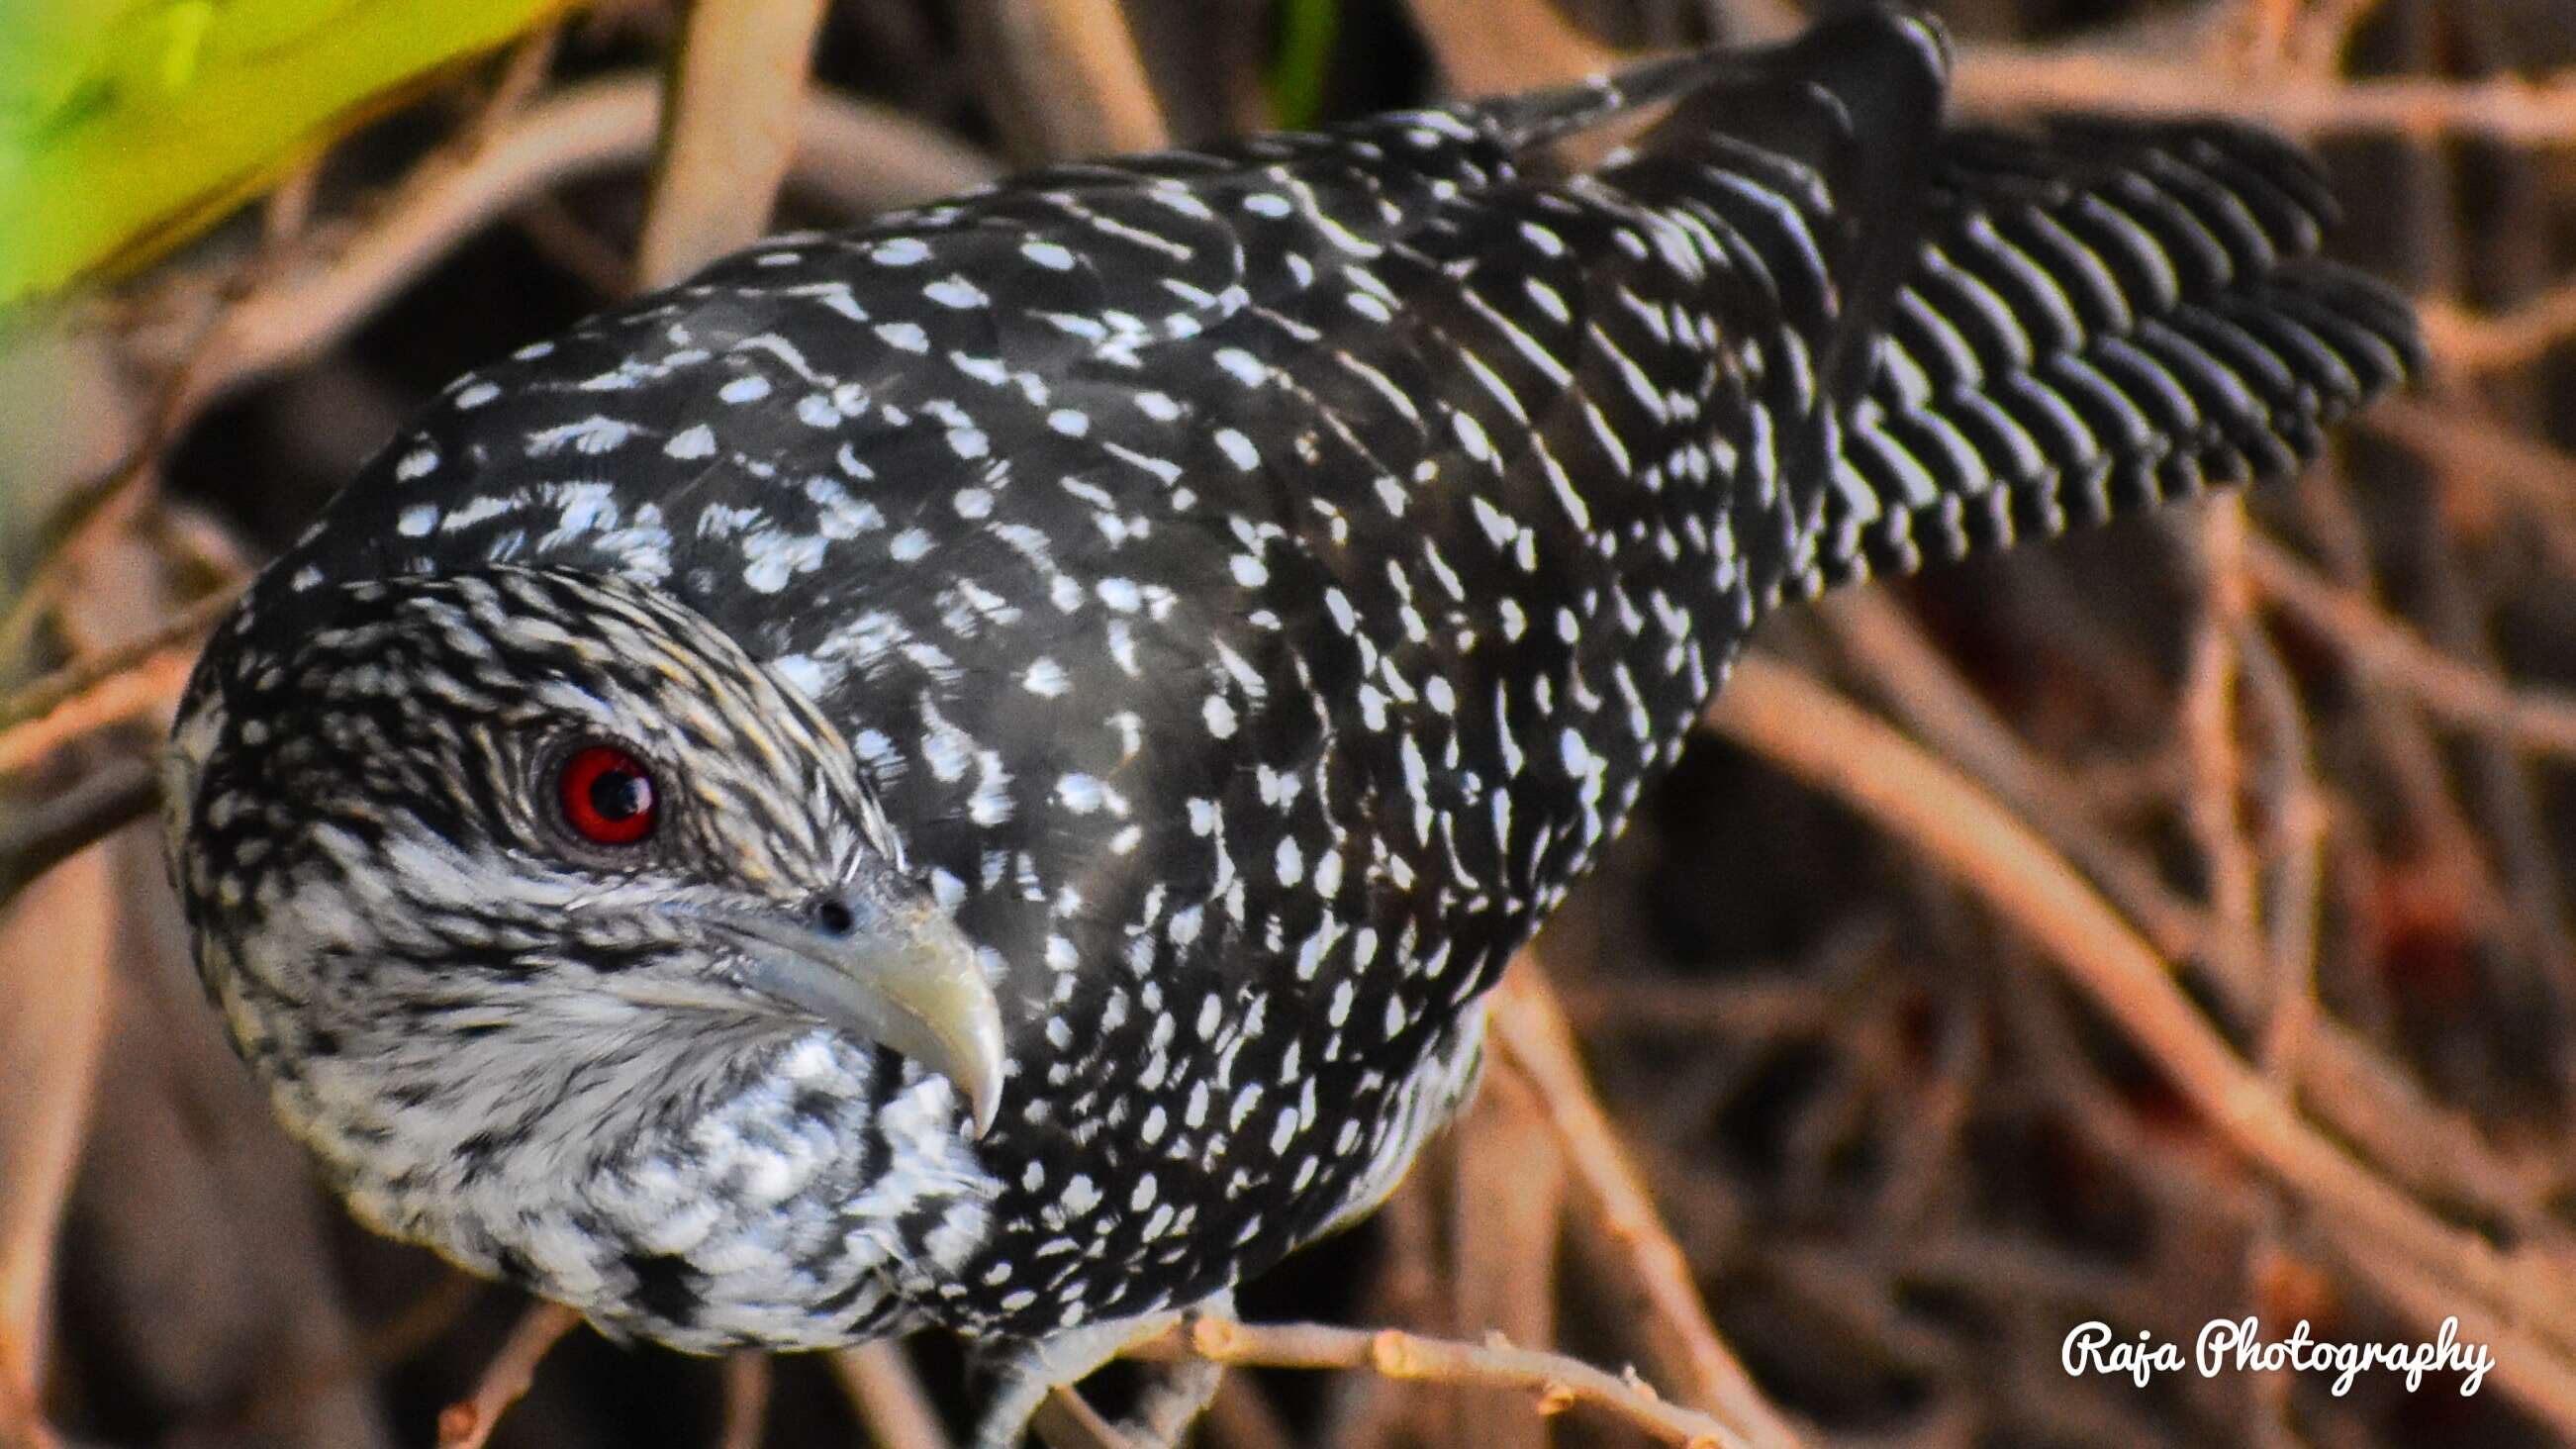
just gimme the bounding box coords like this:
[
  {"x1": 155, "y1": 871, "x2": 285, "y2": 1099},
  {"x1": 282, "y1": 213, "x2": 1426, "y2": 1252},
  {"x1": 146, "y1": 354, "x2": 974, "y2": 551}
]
[{"x1": 557, "y1": 744, "x2": 658, "y2": 845}]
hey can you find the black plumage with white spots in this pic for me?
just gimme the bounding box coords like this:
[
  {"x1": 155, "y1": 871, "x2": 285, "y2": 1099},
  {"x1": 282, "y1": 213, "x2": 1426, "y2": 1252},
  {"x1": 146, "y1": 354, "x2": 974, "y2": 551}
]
[{"x1": 164, "y1": 8, "x2": 2417, "y2": 1438}]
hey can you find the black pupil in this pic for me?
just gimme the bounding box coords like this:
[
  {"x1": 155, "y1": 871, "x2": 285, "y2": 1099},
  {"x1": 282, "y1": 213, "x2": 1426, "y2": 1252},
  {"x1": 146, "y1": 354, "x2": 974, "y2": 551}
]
[{"x1": 587, "y1": 766, "x2": 650, "y2": 821}]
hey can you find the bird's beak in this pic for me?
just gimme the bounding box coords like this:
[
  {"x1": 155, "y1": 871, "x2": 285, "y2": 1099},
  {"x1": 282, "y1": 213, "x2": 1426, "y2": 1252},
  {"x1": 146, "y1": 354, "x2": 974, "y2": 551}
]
[{"x1": 715, "y1": 901, "x2": 1005, "y2": 1137}]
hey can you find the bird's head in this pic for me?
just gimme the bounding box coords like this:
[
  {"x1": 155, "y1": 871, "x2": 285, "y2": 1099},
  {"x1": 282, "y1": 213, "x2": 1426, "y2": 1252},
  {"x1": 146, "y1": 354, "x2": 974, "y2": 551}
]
[{"x1": 162, "y1": 565, "x2": 1005, "y2": 1204}]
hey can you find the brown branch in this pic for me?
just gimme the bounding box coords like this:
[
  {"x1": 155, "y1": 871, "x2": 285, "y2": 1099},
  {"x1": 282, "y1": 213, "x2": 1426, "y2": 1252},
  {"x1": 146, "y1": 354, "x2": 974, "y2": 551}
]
[
  {"x1": 1702, "y1": 655, "x2": 2576, "y2": 1432},
  {"x1": 1816, "y1": 590, "x2": 2249, "y2": 985},
  {"x1": 0, "y1": 842, "x2": 114, "y2": 1433},
  {"x1": 0, "y1": 586, "x2": 236, "y2": 732},
  {"x1": 1486, "y1": 967, "x2": 1804, "y2": 1449},
  {"x1": 1404, "y1": 0, "x2": 1615, "y2": 97},
  {"x1": 716, "y1": 1353, "x2": 770, "y2": 1449},
  {"x1": 431, "y1": 1301, "x2": 580, "y2": 1449},
  {"x1": 957, "y1": 0, "x2": 1170, "y2": 160},
  {"x1": 1953, "y1": 46, "x2": 2576, "y2": 144},
  {"x1": 2178, "y1": 502, "x2": 2261, "y2": 1007},
  {"x1": 0, "y1": 756, "x2": 159, "y2": 907},
  {"x1": 824, "y1": 1342, "x2": 954, "y2": 1449},
  {"x1": 139, "y1": 77, "x2": 996, "y2": 424},
  {"x1": 1448, "y1": 1060, "x2": 1567, "y2": 1449},
  {"x1": 1032, "y1": 1389, "x2": 1136, "y2": 1449},
  {"x1": 1123, "y1": 1317, "x2": 1743, "y2": 1449},
  {"x1": 2241, "y1": 531, "x2": 2576, "y2": 756},
  {"x1": 1829, "y1": 523, "x2": 2566, "y2": 1243},
  {"x1": 634, "y1": 0, "x2": 832, "y2": 289},
  {"x1": 2420, "y1": 274, "x2": 2576, "y2": 372},
  {"x1": 0, "y1": 645, "x2": 195, "y2": 779}
]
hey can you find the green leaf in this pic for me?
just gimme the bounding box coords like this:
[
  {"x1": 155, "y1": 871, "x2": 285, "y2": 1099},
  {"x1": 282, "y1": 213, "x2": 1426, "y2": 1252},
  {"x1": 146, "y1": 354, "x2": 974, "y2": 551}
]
[
  {"x1": 0, "y1": 0, "x2": 571, "y2": 305},
  {"x1": 1266, "y1": 0, "x2": 1337, "y2": 131}
]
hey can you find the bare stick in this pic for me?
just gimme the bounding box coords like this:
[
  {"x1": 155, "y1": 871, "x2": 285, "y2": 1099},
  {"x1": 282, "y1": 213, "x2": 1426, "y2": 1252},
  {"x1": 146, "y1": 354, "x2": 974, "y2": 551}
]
[
  {"x1": 1404, "y1": 0, "x2": 1615, "y2": 96},
  {"x1": 1486, "y1": 967, "x2": 1803, "y2": 1449},
  {"x1": 0, "y1": 843, "x2": 113, "y2": 1430},
  {"x1": 432, "y1": 1301, "x2": 580, "y2": 1449},
  {"x1": 825, "y1": 1342, "x2": 955, "y2": 1449},
  {"x1": 1703, "y1": 656, "x2": 2576, "y2": 1427},
  {"x1": 0, "y1": 756, "x2": 159, "y2": 907},
  {"x1": 635, "y1": 0, "x2": 832, "y2": 288},
  {"x1": 1033, "y1": 1388, "x2": 1135, "y2": 1449},
  {"x1": 958, "y1": 0, "x2": 1170, "y2": 159},
  {"x1": 0, "y1": 586, "x2": 237, "y2": 732},
  {"x1": 1448, "y1": 1061, "x2": 1567, "y2": 1449},
  {"x1": 2241, "y1": 532, "x2": 2576, "y2": 756},
  {"x1": 1124, "y1": 1316, "x2": 1745, "y2": 1449},
  {"x1": 0, "y1": 646, "x2": 195, "y2": 778},
  {"x1": 2420, "y1": 273, "x2": 2576, "y2": 371},
  {"x1": 1953, "y1": 45, "x2": 2576, "y2": 144},
  {"x1": 716, "y1": 1353, "x2": 770, "y2": 1449},
  {"x1": 2177, "y1": 502, "x2": 2259, "y2": 1006},
  {"x1": 138, "y1": 78, "x2": 995, "y2": 423}
]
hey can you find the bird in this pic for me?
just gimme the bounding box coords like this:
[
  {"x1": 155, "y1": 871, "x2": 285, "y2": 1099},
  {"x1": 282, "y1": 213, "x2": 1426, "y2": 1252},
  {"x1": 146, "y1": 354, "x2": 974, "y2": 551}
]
[{"x1": 161, "y1": 7, "x2": 2420, "y2": 1444}]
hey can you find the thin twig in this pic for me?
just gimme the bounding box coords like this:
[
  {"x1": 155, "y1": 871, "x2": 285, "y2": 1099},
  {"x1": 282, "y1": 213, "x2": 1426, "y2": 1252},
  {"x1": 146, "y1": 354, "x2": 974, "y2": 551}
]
[
  {"x1": 2178, "y1": 503, "x2": 2260, "y2": 1007},
  {"x1": 2242, "y1": 532, "x2": 2576, "y2": 756},
  {"x1": 634, "y1": 0, "x2": 832, "y2": 288},
  {"x1": 957, "y1": 0, "x2": 1171, "y2": 159},
  {"x1": 0, "y1": 586, "x2": 237, "y2": 732},
  {"x1": 716, "y1": 1353, "x2": 770, "y2": 1449},
  {"x1": 1702, "y1": 656, "x2": 2576, "y2": 1431},
  {"x1": 1123, "y1": 1317, "x2": 1743, "y2": 1449},
  {"x1": 1953, "y1": 45, "x2": 2576, "y2": 144},
  {"x1": 0, "y1": 645, "x2": 196, "y2": 778},
  {"x1": 432, "y1": 1301, "x2": 581, "y2": 1449},
  {"x1": 825, "y1": 1342, "x2": 955, "y2": 1449},
  {"x1": 1448, "y1": 1062, "x2": 1567, "y2": 1449},
  {"x1": 0, "y1": 842, "x2": 113, "y2": 1442},
  {"x1": 2420, "y1": 273, "x2": 2576, "y2": 372},
  {"x1": 0, "y1": 756, "x2": 159, "y2": 907},
  {"x1": 129, "y1": 77, "x2": 997, "y2": 424},
  {"x1": 1404, "y1": 0, "x2": 1616, "y2": 96},
  {"x1": 1486, "y1": 967, "x2": 1803, "y2": 1449}
]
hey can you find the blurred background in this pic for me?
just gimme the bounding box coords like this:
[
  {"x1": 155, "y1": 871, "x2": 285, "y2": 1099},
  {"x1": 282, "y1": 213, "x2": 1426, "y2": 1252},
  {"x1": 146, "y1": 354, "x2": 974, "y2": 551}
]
[{"x1": 5, "y1": 0, "x2": 2576, "y2": 1444}]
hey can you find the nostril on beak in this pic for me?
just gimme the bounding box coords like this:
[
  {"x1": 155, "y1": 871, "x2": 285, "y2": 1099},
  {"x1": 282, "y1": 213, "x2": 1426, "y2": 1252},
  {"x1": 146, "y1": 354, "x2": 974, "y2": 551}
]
[{"x1": 813, "y1": 896, "x2": 858, "y2": 937}]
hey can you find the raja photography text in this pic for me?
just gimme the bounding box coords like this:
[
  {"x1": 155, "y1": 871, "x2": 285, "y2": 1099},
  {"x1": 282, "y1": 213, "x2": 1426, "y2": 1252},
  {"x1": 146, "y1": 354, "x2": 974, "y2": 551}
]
[{"x1": 2062, "y1": 1317, "x2": 2494, "y2": 1397}]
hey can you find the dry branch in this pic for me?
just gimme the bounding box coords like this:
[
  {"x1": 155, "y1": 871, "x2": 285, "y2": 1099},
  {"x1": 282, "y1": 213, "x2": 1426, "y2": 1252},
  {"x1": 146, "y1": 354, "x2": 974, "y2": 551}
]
[
  {"x1": 825, "y1": 1343, "x2": 955, "y2": 1449},
  {"x1": 0, "y1": 844, "x2": 112, "y2": 1436},
  {"x1": 143, "y1": 78, "x2": 997, "y2": 424},
  {"x1": 1703, "y1": 655, "x2": 2576, "y2": 1433},
  {"x1": 0, "y1": 756, "x2": 159, "y2": 906},
  {"x1": 431, "y1": 1302, "x2": 580, "y2": 1449},
  {"x1": 1123, "y1": 1316, "x2": 1742, "y2": 1448},
  {"x1": 1404, "y1": 0, "x2": 1615, "y2": 97},
  {"x1": 634, "y1": 0, "x2": 832, "y2": 288},
  {"x1": 716, "y1": 1353, "x2": 771, "y2": 1449},
  {"x1": 2241, "y1": 532, "x2": 2576, "y2": 755},
  {"x1": 2421, "y1": 274, "x2": 2576, "y2": 373},
  {"x1": 1953, "y1": 46, "x2": 2576, "y2": 144},
  {"x1": 1487, "y1": 967, "x2": 1802, "y2": 1449},
  {"x1": 0, "y1": 586, "x2": 236, "y2": 732},
  {"x1": 1447, "y1": 1065, "x2": 1565, "y2": 1449},
  {"x1": 957, "y1": 0, "x2": 1171, "y2": 159},
  {"x1": 0, "y1": 647, "x2": 195, "y2": 778}
]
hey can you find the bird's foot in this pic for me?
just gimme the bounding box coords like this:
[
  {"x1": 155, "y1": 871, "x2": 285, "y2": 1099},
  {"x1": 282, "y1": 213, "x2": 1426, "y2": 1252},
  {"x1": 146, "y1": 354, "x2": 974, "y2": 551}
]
[{"x1": 970, "y1": 1291, "x2": 1234, "y2": 1449}]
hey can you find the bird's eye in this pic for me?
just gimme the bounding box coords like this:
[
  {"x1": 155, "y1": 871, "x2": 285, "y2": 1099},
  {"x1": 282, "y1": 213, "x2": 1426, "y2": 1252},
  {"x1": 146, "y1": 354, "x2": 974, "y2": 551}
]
[{"x1": 556, "y1": 743, "x2": 659, "y2": 846}]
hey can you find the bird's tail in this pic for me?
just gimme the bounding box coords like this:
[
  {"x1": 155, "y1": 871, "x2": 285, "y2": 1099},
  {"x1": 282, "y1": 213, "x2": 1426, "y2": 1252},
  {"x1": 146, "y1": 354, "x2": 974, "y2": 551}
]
[{"x1": 1807, "y1": 119, "x2": 2423, "y2": 591}]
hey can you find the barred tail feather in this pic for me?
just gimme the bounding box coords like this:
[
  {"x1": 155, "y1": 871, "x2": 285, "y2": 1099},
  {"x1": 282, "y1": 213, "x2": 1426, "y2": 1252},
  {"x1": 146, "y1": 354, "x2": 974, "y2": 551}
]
[{"x1": 1811, "y1": 121, "x2": 2423, "y2": 590}]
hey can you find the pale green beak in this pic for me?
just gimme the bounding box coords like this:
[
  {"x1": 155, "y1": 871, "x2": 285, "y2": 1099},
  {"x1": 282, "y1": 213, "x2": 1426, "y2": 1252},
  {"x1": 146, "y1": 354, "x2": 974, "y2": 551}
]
[{"x1": 716, "y1": 899, "x2": 1005, "y2": 1137}]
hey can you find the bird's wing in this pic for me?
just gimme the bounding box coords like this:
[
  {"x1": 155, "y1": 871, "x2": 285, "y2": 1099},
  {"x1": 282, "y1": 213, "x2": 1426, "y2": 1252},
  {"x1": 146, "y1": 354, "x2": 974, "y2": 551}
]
[{"x1": 1809, "y1": 120, "x2": 2422, "y2": 590}]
